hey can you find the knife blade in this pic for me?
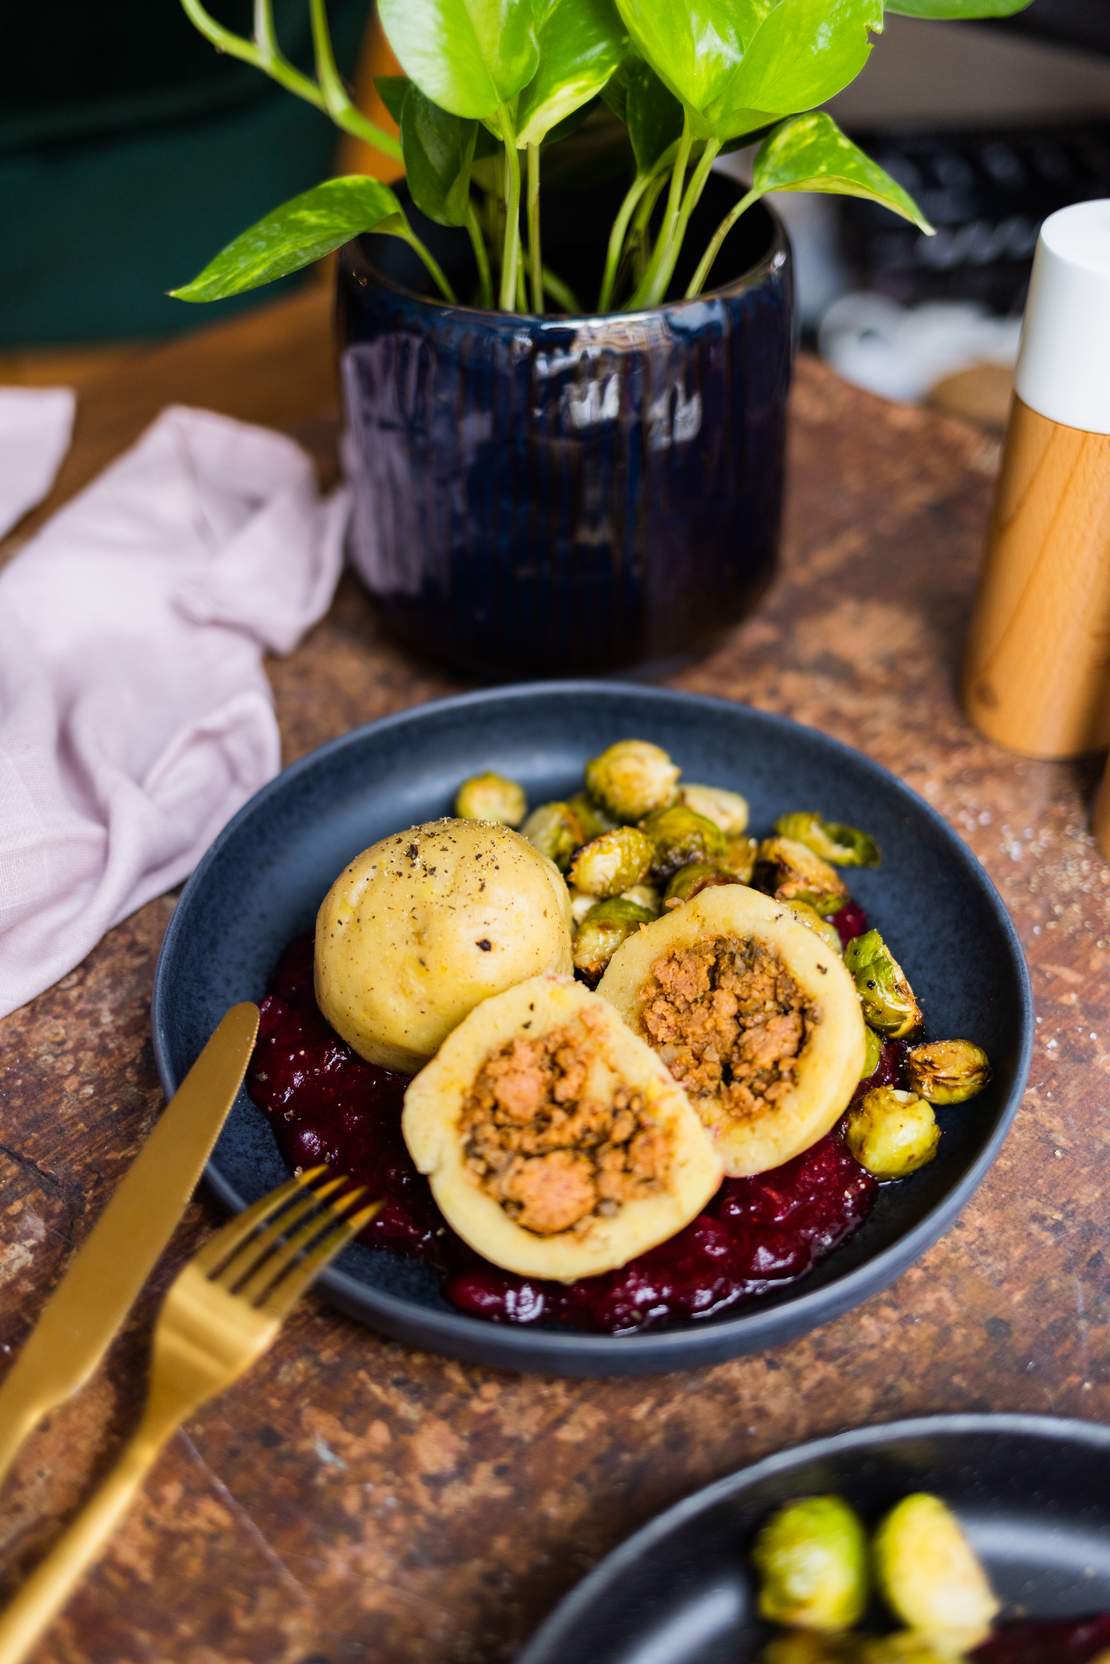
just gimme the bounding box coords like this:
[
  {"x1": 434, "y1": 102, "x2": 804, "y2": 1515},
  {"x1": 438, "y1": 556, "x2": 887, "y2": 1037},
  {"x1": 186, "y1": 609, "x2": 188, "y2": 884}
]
[{"x1": 0, "y1": 1002, "x2": 259, "y2": 1491}]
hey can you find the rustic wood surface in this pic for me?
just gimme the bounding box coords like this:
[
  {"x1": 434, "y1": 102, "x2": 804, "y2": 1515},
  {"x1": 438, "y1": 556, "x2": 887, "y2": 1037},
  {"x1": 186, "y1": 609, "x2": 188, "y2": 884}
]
[{"x1": 1, "y1": 284, "x2": 1107, "y2": 1664}]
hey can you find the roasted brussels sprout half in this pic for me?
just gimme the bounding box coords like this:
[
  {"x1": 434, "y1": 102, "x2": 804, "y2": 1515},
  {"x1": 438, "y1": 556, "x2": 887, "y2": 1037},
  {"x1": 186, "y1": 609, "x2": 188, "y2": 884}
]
[
  {"x1": 663, "y1": 861, "x2": 736, "y2": 908},
  {"x1": 786, "y1": 901, "x2": 843, "y2": 955},
  {"x1": 860, "y1": 1638, "x2": 963, "y2": 1664},
  {"x1": 753, "y1": 1495, "x2": 869, "y2": 1633},
  {"x1": 754, "y1": 837, "x2": 849, "y2": 916},
  {"x1": 621, "y1": 882, "x2": 662, "y2": 917},
  {"x1": 568, "y1": 826, "x2": 654, "y2": 898},
  {"x1": 454, "y1": 771, "x2": 526, "y2": 827},
  {"x1": 573, "y1": 898, "x2": 655, "y2": 983},
  {"x1": 859, "y1": 1025, "x2": 883, "y2": 1082},
  {"x1": 585, "y1": 739, "x2": 680, "y2": 822},
  {"x1": 569, "y1": 888, "x2": 601, "y2": 926},
  {"x1": 775, "y1": 811, "x2": 880, "y2": 869},
  {"x1": 679, "y1": 782, "x2": 750, "y2": 834},
  {"x1": 721, "y1": 832, "x2": 759, "y2": 883},
  {"x1": 844, "y1": 1087, "x2": 939, "y2": 1179},
  {"x1": 905, "y1": 1039, "x2": 991, "y2": 1105},
  {"x1": 641, "y1": 804, "x2": 727, "y2": 879},
  {"x1": 762, "y1": 1637, "x2": 861, "y2": 1664},
  {"x1": 521, "y1": 801, "x2": 585, "y2": 870},
  {"x1": 843, "y1": 930, "x2": 923, "y2": 1037},
  {"x1": 874, "y1": 1493, "x2": 998, "y2": 1653},
  {"x1": 567, "y1": 789, "x2": 617, "y2": 842}
]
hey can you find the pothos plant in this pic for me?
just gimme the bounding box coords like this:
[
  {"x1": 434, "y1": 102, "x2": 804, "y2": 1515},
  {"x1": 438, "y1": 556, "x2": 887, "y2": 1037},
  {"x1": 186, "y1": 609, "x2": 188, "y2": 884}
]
[{"x1": 174, "y1": 0, "x2": 1033, "y2": 316}]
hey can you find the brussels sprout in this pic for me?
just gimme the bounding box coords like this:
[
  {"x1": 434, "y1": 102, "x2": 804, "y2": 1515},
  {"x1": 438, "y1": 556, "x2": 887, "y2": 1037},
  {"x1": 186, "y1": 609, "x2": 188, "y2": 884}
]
[
  {"x1": 786, "y1": 901, "x2": 844, "y2": 954},
  {"x1": 568, "y1": 789, "x2": 617, "y2": 842},
  {"x1": 621, "y1": 882, "x2": 662, "y2": 917},
  {"x1": 641, "y1": 804, "x2": 727, "y2": 879},
  {"x1": 568, "y1": 826, "x2": 654, "y2": 898},
  {"x1": 721, "y1": 833, "x2": 759, "y2": 883},
  {"x1": 454, "y1": 771, "x2": 527, "y2": 827},
  {"x1": 843, "y1": 930, "x2": 923, "y2": 1038},
  {"x1": 843, "y1": 1087, "x2": 939, "y2": 1179},
  {"x1": 521, "y1": 801, "x2": 585, "y2": 870},
  {"x1": 664, "y1": 861, "x2": 736, "y2": 909},
  {"x1": 874, "y1": 1494, "x2": 998, "y2": 1653},
  {"x1": 905, "y1": 1040, "x2": 991, "y2": 1105},
  {"x1": 754, "y1": 837, "x2": 849, "y2": 916},
  {"x1": 860, "y1": 1638, "x2": 964, "y2": 1664},
  {"x1": 859, "y1": 1026, "x2": 883, "y2": 1082},
  {"x1": 569, "y1": 888, "x2": 601, "y2": 926},
  {"x1": 762, "y1": 1637, "x2": 861, "y2": 1664},
  {"x1": 573, "y1": 898, "x2": 655, "y2": 984},
  {"x1": 680, "y1": 782, "x2": 750, "y2": 834},
  {"x1": 585, "y1": 739, "x2": 680, "y2": 822},
  {"x1": 775, "y1": 811, "x2": 881, "y2": 869},
  {"x1": 753, "y1": 1495, "x2": 869, "y2": 1633}
]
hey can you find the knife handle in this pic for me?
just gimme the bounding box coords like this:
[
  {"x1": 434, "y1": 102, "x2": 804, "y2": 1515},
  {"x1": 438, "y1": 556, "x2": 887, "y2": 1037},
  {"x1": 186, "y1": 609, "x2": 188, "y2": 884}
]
[{"x1": 0, "y1": 1402, "x2": 178, "y2": 1664}]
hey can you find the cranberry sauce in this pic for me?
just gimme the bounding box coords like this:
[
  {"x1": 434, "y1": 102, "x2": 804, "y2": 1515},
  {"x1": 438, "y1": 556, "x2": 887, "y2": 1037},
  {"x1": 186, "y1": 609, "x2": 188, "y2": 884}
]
[
  {"x1": 447, "y1": 1130, "x2": 875, "y2": 1333},
  {"x1": 974, "y1": 1613, "x2": 1110, "y2": 1664},
  {"x1": 831, "y1": 898, "x2": 869, "y2": 947},
  {"x1": 247, "y1": 936, "x2": 879, "y2": 1335}
]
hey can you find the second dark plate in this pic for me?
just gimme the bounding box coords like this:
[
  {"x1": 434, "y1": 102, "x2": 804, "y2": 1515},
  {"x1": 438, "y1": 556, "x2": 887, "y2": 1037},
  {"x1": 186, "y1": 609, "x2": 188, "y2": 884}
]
[
  {"x1": 518, "y1": 1414, "x2": 1110, "y2": 1663},
  {"x1": 152, "y1": 683, "x2": 1032, "y2": 1376}
]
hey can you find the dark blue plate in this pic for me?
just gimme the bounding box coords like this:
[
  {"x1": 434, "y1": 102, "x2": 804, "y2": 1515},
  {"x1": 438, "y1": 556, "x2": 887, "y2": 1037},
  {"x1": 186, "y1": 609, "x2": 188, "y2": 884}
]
[
  {"x1": 518, "y1": 1414, "x2": 1110, "y2": 1662},
  {"x1": 152, "y1": 683, "x2": 1033, "y2": 1377}
]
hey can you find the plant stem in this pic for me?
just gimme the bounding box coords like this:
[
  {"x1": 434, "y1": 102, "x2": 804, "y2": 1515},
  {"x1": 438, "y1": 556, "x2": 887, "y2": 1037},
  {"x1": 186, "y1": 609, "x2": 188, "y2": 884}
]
[
  {"x1": 179, "y1": 0, "x2": 402, "y2": 160},
  {"x1": 400, "y1": 228, "x2": 458, "y2": 305},
  {"x1": 685, "y1": 187, "x2": 759, "y2": 298},
  {"x1": 599, "y1": 171, "x2": 653, "y2": 312},
  {"x1": 466, "y1": 206, "x2": 493, "y2": 308},
  {"x1": 542, "y1": 265, "x2": 583, "y2": 315},
  {"x1": 630, "y1": 170, "x2": 668, "y2": 284},
  {"x1": 252, "y1": 0, "x2": 278, "y2": 57},
  {"x1": 526, "y1": 145, "x2": 543, "y2": 314},
  {"x1": 629, "y1": 134, "x2": 721, "y2": 310},
  {"x1": 627, "y1": 122, "x2": 693, "y2": 309},
  {"x1": 498, "y1": 118, "x2": 523, "y2": 311}
]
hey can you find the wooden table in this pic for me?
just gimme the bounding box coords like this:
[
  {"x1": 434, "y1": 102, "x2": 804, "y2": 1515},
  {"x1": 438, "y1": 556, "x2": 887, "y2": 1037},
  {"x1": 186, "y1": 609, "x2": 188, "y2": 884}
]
[{"x1": 1, "y1": 286, "x2": 1107, "y2": 1664}]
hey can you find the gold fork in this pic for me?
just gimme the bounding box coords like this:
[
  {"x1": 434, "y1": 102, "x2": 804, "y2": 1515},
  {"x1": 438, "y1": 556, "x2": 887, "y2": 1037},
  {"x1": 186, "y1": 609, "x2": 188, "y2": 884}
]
[{"x1": 0, "y1": 1167, "x2": 378, "y2": 1664}]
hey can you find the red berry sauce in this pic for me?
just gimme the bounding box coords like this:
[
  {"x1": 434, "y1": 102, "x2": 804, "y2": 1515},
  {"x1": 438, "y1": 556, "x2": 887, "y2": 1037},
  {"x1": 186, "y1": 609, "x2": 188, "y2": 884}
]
[
  {"x1": 974, "y1": 1613, "x2": 1110, "y2": 1664},
  {"x1": 247, "y1": 935, "x2": 879, "y2": 1335}
]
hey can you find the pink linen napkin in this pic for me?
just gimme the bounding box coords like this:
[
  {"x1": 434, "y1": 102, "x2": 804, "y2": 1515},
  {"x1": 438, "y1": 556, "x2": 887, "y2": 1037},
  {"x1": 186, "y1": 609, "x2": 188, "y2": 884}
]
[
  {"x1": 0, "y1": 387, "x2": 76, "y2": 536},
  {"x1": 0, "y1": 403, "x2": 349, "y2": 1018}
]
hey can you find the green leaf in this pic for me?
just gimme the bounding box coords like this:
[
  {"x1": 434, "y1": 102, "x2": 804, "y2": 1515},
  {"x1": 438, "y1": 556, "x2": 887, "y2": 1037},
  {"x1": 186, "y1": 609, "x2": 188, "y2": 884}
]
[
  {"x1": 170, "y1": 177, "x2": 406, "y2": 302},
  {"x1": 401, "y1": 84, "x2": 478, "y2": 226},
  {"x1": 614, "y1": 0, "x2": 881, "y2": 143},
  {"x1": 374, "y1": 75, "x2": 410, "y2": 125},
  {"x1": 613, "y1": 0, "x2": 758, "y2": 132},
  {"x1": 626, "y1": 58, "x2": 683, "y2": 173},
  {"x1": 751, "y1": 111, "x2": 932, "y2": 232},
  {"x1": 516, "y1": 0, "x2": 627, "y2": 147},
  {"x1": 378, "y1": 0, "x2": 541, "y2": 120},
  {"x1": 887, "y1": 0, "x2": 1032, "y2": 15},
  {"x1": 713, "y1": 0, "x2": 883, "y2": 136}
]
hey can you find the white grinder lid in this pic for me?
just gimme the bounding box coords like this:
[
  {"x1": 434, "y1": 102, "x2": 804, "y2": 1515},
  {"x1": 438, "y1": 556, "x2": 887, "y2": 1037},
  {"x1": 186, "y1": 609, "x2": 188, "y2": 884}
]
[{"x1": 1015, "y1": 199, "x2": 1110, "y2": 435}]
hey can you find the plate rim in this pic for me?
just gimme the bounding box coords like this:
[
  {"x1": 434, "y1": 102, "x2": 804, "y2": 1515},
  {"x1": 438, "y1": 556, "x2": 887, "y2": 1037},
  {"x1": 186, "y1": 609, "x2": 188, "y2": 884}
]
[
  {"x1": 152, "y1": 680, "x2": 1035, "y2": 1369},
  {"x1": 517, "y1": 1411, "x2": 1110, "y2": 1663}
]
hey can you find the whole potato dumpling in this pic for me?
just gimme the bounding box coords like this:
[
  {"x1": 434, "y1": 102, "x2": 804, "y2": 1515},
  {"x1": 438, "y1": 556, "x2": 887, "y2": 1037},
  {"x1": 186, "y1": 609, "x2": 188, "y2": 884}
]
[{"x1": 315, "y1": 819, "x2": 573, "y2": 1072}]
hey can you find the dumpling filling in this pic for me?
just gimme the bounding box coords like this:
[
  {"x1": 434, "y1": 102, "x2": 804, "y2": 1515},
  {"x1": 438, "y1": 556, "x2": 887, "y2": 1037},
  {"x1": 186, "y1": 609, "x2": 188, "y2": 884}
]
[
  {"x1": 460, "y1": 1011, "x2": 672, "y2": 1235},
  {"x1": 639, "y1": 935, "x2": 816, "y2": 1121}
]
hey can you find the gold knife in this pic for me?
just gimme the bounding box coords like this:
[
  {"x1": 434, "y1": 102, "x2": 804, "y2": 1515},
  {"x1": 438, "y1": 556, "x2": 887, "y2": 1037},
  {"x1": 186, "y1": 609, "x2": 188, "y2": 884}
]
[{"x1": 0, "y1": 1002, "x2": 259, "y2": 1491}]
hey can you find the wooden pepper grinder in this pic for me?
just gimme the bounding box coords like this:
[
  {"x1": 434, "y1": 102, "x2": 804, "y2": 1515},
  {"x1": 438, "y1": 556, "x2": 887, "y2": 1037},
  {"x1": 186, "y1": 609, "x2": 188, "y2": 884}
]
[{"x1": 963, "y1": 200, "x2": 1110, "y2": 759}]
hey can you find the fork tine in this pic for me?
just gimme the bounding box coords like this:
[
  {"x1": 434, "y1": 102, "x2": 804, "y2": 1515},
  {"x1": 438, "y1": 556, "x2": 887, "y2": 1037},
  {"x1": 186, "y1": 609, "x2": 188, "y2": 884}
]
[
  {"x1": 217, "y1": 1175, "x2": 348, "y2": 1289},
  {"x1": 191, "y1": 1166, "x2": 327, "y2": 1275},
  {"x1": 259, "y1": 1202, "x2": 382, "y2": 1320},
  {"x1": 232, "y1": 1184, "x2": 370, "y2": 1304}
]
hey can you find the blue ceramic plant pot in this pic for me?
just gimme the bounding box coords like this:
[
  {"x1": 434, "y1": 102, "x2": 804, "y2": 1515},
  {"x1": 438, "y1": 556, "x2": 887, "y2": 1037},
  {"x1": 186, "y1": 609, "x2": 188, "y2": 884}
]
[{"x1": 336, "y1": 177, "x2": 794, "y2": 678}]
